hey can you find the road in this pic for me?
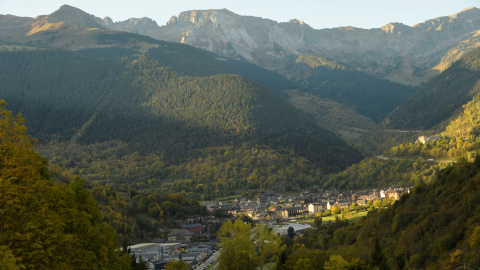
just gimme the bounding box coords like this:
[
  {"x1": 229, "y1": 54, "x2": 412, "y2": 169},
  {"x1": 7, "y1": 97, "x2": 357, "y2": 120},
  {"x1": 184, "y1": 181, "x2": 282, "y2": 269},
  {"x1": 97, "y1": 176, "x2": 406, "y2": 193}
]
[{"x1": 193, "y1": 250, "x2": 220, "y2": 270}]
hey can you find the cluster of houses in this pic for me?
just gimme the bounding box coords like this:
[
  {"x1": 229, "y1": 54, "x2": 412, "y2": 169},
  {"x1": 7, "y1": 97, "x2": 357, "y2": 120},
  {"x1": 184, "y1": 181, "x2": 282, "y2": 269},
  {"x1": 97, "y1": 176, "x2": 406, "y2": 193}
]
[
  {"x1": 129, "y1": 187, "x2": 411, "y2": 269},
  {"x1": 202, "y1": 187, "x2": 411, "y2": 221}
]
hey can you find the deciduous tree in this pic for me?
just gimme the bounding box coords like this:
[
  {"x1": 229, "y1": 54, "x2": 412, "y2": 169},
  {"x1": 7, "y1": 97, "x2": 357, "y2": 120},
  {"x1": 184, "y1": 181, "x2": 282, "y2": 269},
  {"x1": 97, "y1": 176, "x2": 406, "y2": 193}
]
[{"x1": 217, "y1": 219, "x2": 256, "y2": 270}]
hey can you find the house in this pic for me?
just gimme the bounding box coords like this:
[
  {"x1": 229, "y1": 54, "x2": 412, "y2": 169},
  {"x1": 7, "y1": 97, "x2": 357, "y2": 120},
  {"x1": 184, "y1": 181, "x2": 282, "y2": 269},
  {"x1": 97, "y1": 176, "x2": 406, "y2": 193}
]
[
  {"x1": 417, "y1": 136, "x2": 441, "y2": 144},
  {"x1": 326, "y1": 201, "x2": 335, "y2": 210},
  {"x1": 282, "y1": 206, "x2": 308, "y2": 218},
  {"x1": 167, "y1": 229, "x2": 192, "y2": 242},
  {"x1": 335, "y1": 200, "x2": 350, "y2": 209},
  {"x1": 308, "y1": 202, "x2": 328, "y2": 214},
  {"x1": 356, "y1": 199, "x2": 367, "y2": 206},
  {"x1": 386, "y1": 188, "x2": 409, "y2": 200},
  {"x1": 201, "y1": 202, "x2": 219, "y2": 211},
  {"x1": 266, "y1": 210, "x2": 283, "y2": 220},
  {"x1": 182, "y1": 224, "x2": 203, "y2": 235},
  {"x1": 257, "y1": 195, "x2": 267, "y2": 205}
]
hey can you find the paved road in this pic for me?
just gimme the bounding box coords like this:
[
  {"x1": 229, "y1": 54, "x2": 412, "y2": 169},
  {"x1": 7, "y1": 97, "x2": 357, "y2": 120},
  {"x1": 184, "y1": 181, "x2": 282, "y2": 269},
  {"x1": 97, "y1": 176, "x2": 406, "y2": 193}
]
[{"x1": 194, "y1": 250, "x2": 220, "y2": 270}]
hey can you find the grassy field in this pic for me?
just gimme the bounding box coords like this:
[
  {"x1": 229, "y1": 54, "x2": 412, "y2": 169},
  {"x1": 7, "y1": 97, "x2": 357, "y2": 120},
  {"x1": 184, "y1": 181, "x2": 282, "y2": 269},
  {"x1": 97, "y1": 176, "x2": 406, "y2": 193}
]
[
  {"x1": 211, "y1": 193, "x2": 243, "y2": 202},
  {"x1": 295, "y1": 210, "x2": 369, "y2": 225}
]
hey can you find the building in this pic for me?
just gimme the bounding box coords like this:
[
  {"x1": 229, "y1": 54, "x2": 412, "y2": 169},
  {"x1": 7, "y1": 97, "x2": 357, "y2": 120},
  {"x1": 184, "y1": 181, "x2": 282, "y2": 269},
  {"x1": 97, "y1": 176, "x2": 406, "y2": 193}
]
[
  {"x1": 167, "y1": 229, "x2": 192, "y2": 242},
  {"x1": 308, "y1": 202, "x2": 328, "y2": 214},
  {"x1": 182, "y1": 224, "x2": 203, "y2": 235},
  {"x1": 281, "y1": 206, "x2": 308, "y2": 218},
  {"x1": 417, "y1": 136, "x2": 441, "y2": 144}
]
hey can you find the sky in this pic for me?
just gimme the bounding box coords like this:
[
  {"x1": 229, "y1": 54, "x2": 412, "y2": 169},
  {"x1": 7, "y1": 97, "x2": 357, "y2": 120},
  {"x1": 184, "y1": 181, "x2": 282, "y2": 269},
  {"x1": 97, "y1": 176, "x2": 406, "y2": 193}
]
[{"x1": 1, "y1": 0, "x2": 478, "y2": 29}]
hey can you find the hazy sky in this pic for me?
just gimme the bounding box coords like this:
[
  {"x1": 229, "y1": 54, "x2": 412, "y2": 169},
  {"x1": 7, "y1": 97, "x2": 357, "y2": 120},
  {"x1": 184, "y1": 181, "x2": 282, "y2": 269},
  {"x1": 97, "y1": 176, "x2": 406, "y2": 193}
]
[{"x1": 1, "y1": 0, "x2": 478, "y2": 29}]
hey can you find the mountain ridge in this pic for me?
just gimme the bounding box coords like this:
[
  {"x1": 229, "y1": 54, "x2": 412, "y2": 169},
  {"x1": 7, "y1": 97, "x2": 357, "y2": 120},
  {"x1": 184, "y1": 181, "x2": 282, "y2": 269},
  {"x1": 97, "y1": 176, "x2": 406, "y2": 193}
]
[
  {"x1": 93, "y1": 6, "x2": 480, "y2": 86},
  {"x1": 3, "y1": 5, "x2": 479, "y2": 86}
]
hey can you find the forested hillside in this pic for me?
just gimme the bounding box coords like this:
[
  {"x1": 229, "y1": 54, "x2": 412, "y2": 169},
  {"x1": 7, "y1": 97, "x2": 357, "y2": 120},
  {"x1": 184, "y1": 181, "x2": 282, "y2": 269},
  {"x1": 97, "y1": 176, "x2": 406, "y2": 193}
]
[
  {"x1": 280, "y1": 55, "x2": 417, "y2": 123},
  {"x1": 323, "y1": 47, "x2": 480, "y2": 190},
  {"x1": 322, "y1": 157, "x2": 447, "y2": 190},
  {"x1": 0, "y1": 47, "x2": 362, "y2": 194},
  {"x1": 383, "y1": 46, "x2": 480, "y2": 130},
  {"x1": 284, "y1": 158, "x2": 480, "y2": 269},
  {"x1": 0, "y1": 102, "x2": 131, "y2": 269}
]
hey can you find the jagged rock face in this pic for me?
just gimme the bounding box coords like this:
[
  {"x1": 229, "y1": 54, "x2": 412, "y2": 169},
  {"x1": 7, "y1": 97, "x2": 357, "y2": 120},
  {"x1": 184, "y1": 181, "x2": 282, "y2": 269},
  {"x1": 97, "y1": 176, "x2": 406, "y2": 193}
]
[
  {"x1": 154, "y1": 7, "x2": 480, "y2": 86},
  {"x1": 103, "y1": 17, "x2": 159, "y2": 36},
  {"x1": 2, "y1": 5, "x2": 480, "y2": 86},
  {"x1": 101, "y1": 7, "x2": 480, "y2": 86},
  {"x1": 156, "y1": 9, "x2": 315, "y2": 68}
]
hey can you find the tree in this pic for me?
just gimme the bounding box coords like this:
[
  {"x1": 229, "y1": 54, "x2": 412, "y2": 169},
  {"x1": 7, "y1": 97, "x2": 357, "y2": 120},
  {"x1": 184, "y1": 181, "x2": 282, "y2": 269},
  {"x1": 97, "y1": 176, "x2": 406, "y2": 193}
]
[
  {"x1": 287, "y1": 226, "x2": 295, "y2": 238},
  {"x1": 0, "y1": 101, "x2": 129, "y2": 269},
  {"x1": 254, "y1": 224, "x2": 284, "y2": 270},
  {"x1": 293, "y1": 258, "x2": 315, "y2": 270},
  {"x1": 314, "y1": 217, "x2": 323, "y2": 228},
  {"x1": 217, "y1": 219, "x2": 257, "y2": 270},
  {"x1": 165, "y1": 259, "x2": 189, "y2": 270},
  {"x1": 324, "y1": 255, "x2": 349, "y2": 270},
  {"x1": 370, "y1": 238, "x2": 387, "y2": 270},
  {"x1": 331, "y1": 206, "x2": 341, "y2": 215},
  {"x1": 0, "y1": 246, "x2": 19, "y2": 270},
  {"x1": 470, "y1": 226, "x2": 480, "y2": 248}
]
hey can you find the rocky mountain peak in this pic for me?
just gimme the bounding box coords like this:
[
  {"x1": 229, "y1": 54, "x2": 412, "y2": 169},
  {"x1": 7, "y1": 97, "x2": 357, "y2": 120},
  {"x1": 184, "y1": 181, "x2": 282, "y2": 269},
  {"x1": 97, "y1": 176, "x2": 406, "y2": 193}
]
[
  {"x1": 413, "y1": 6, "x2": 480, "y2": 31},
  {"x1": 288, "y1": 19, "x2": 305, "y2": 25},
  {"x1": 166, "y1": 9, "x2": 236, "y2": 27},
  {"x1": 449, "y1": 7, "x2": 480, "y2": 20},
  {"x1": 381, "y1": 22, "x2": 413, "y2": 35},
  {"x1": 103, "y1": 16, "x2": 114, "y2": 25},
  {"x1": 49, "y1": 4, "x2": 103, "y2": 28}
]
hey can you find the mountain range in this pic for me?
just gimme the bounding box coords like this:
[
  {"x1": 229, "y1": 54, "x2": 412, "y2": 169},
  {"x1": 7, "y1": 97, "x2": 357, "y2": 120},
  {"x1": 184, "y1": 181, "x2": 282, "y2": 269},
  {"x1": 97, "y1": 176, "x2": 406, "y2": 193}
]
[
  {"x1": 2, "y1": 5, "x2": 480, "y2": 191},
  {"x1": 0, "y1": 25, "x2": 364, "y2": 194},
  {"x1": 29, "y1": 5, "x2": 480, "y2": 87},
  {"x1": 3, "y1": 5, "x2": 480, "y2": 88}
]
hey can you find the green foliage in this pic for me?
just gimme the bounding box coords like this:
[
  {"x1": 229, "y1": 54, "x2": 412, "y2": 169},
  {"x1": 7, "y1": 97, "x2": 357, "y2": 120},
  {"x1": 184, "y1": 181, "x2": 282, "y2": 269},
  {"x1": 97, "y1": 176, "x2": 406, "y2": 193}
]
[
  {"x1": 164, "y1": 259, "x2": 189, "y2": 270},
  {"x1": 293, "y1": 258, "x2": 315, "y2": 270},
  {"x1": 39, "y1": 141, "x2": 325, "y2": 197},
  {"x1": 280, "y1": 245, "x2": 328, "y2": 270},
  {"x1": 90, "y1": 184, "x2": 208, "y2": 241},
  {"x1": 293, "y1": 159, "x2": 480, "y2": 268},
  {"x1": 0, "y1": 48, "x2": 362, "y2": 194},
  {"x1": 217, "y1": 219, "x2": 257, "y2": 270},
  {"x1": 0, "y1": 246, "x2": 19, "y2": 270},
  {"x1": 314, "y1": 217, "x2": 323, "y2": 228},
  {"x1": 322, "y1": 157, "x2": 447, "y2": 190},
  {"x1": 254, "y1": 224, "x2": 284, "y2": 269},
  {"x1": 0, "y1": 102, "x2": 128, "y2": 269},
  {"x1": 470, "y1": 226, "x2": 480, "y2": 248},
  {"x1": 324, "y1": 255, "x2": 350, "y2": 270}
]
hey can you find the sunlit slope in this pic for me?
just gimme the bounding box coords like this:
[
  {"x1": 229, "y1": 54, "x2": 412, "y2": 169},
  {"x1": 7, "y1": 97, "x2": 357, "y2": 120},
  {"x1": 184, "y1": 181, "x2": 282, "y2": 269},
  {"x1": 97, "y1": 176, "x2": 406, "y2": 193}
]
[{"x1": 383, "y1": 47, "x2": 480, "y2": 130}]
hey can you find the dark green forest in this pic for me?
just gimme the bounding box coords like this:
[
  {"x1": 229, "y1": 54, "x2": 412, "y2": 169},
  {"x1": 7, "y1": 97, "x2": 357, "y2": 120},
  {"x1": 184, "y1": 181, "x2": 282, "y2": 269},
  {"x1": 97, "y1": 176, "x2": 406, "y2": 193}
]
[
  {"x1": 281, "y1": 55, "x2": 417, "y2": 123},
  {"x1": 0, "y1": 48, "x2": 362, "y2": 194}
]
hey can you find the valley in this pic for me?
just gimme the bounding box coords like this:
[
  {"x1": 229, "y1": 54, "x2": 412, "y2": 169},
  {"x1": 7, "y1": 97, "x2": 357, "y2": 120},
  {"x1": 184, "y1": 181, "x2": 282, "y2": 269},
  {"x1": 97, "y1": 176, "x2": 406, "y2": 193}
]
[{"x1": 1, "y1": 3, "x2": 480, "y2": 269}]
